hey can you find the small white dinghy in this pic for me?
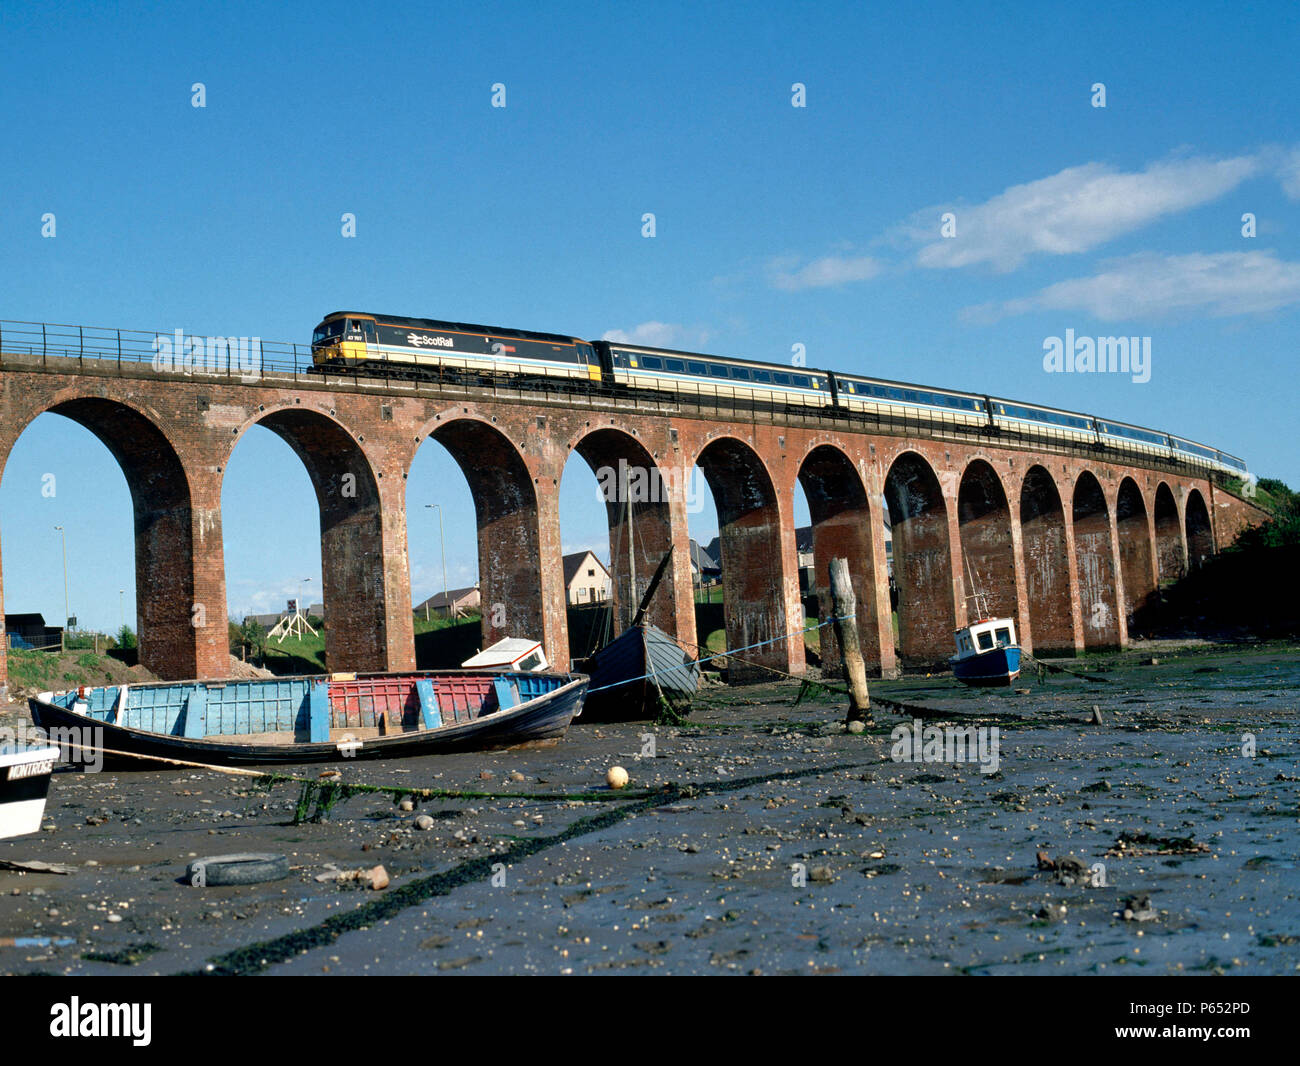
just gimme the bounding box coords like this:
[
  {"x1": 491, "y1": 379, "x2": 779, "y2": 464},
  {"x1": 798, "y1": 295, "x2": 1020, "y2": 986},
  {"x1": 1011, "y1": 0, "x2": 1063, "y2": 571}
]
[{"x1": 0, "y1": 742, "x2": 58, "y2": 840}]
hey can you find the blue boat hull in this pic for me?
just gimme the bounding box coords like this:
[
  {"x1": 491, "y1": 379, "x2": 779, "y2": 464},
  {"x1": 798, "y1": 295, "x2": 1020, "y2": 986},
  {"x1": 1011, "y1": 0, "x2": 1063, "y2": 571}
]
[{"x1": 950, "y1": 647, "x2": 1021, "y2": 687}]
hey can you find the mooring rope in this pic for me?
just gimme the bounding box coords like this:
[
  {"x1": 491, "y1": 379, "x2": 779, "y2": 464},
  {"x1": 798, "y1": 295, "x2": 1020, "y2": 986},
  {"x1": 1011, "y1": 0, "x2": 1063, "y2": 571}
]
[
  {"x1": 583, "y1": 615, "x2": 847, "y2": 694},
  {"x1": 47, "y1": 741, "x2": 659, "y2": 824},
  {"x1": 1020, "y1": 652, "x2": 1114, "y2": 684},
  {"x1": 675, "y1": 623, "x2": 1033, "y2": 721}
]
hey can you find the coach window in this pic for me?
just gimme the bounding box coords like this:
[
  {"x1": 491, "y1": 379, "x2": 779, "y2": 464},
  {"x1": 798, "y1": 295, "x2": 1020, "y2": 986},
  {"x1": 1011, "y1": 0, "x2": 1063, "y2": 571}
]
[
  {"x1": 731, "y1": 367, "x2": 751, "y2": 380},
  {"x1": 709, "y1": 364, "x2": 729, "y2": 377},
  {"x1": 642, "y1": 356, "x2": 663, "y2": 370},
  {"x1": 752, "y1": 370, "x2": 771, "y2": 383},
  {"x1": 688, "y1": 361, "x2": 706, "y2": 374},
  {"x1": 665, "y1": 359, "x2": 685, "y2": 373}
]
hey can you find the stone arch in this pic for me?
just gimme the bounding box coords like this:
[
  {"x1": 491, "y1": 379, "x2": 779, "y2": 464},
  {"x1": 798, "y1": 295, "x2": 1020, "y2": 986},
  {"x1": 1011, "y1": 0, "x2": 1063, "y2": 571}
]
[
  {"x1": 1185, "y1": 488, "x2": 1214, "y2": 570},
  {"x1": 570, "y1": 427, "x2": 685, "y2": 642},
  {"x1": 884, "y1": 451, "x2": 955, "y2": 667},
  {"x1": 1073, "y1": 471, "x2": 1121, "y2": 648},
  {"x1": 694, "y1": 436, "x2": 798, "y2": 682},
  {"x1": 797, "y1": 443, "x2": 882, "y2": 674},
  {"x1": 1154, "y1": 481, "x2": 1185, "y2": 582},
  {"x1": 1019, "y1": 465, "x2": 1074, "y2": 654},
  {"x1": 958, "y1": 459, "x2": 1020, "y2": 625},
  {"x1": 415, "y1": 417, "x2": 548, "y2": 660},
  {"x1": 227, "y1": 408, "x2": 391, "y2": 673},
  {"x1": 0, "y1": 397, "x2": 206, "y2": 681},
  {"x1": 1116, "y1": 477, "x2": 1156, "y2": 623}
]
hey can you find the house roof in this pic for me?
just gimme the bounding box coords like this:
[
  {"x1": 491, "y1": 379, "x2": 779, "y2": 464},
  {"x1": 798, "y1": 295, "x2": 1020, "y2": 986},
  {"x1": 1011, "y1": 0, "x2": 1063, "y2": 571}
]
[
  {"x1": 244, "y1": 613, "x2": 283, "y2": 628},
  {"x1": 4, "y1": 613, "x2": 48, "y2": 627},
  {"x1": 414, "y1": 586, "x2": 479, "y2": 612},
  {"x1": 703, "y1": 536, "x2": 721, "y2": 566},
  {"x1": 562, "y1": 550, "x2": 609, "y2": 586},
  {"x1": 688, "y1": 539, "x2": 718, "y2": 572}
]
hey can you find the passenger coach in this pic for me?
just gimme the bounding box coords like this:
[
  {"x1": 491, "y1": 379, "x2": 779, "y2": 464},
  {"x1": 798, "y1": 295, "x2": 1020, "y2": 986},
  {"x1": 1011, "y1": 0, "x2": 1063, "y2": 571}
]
[{"x1": 594, "y1": 340, "x2": 832, "y2": 408}]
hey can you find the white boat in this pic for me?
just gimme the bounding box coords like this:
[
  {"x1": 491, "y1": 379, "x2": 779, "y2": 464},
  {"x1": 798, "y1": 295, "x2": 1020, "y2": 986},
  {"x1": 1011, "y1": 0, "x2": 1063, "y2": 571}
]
[
  {"x1": 950, "y1": 617, "x2": 1022, "y2": 687},
  {"x1": 0, "y1": 742, "x2": 58, "y2": 839},
  {"x1": 461, "y1": 637, "x2": 549, "y2": 672}
]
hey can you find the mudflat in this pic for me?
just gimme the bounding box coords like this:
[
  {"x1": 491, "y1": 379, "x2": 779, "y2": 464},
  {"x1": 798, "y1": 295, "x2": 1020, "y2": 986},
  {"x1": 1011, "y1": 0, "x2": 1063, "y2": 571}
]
[{"x1": 2, "y1": 642, "x2": 1297, "y2": 976}]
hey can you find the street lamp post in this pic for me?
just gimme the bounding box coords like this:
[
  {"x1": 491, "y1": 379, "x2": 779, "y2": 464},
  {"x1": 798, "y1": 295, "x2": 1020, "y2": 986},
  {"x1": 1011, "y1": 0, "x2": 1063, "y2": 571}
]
[
  {"x1": 426, "y1": 504, "x2": 449, "y2": 621},
  {"x1": 119, "y1": 589, "x2": 124, "y2": 636},
  {"x1": 54, "y1": 525, "x2": 69, "y2": 651}
]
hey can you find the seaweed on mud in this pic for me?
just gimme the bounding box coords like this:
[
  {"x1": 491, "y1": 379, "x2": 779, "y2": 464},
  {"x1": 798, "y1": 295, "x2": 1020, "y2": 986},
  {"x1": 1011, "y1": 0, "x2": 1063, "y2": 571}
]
[
  {"x1": 286, "y1": 776, "x2": 657, "y2": 824},
  {"x1": 82, "y1": 942, "x2": 162, "y2": 966},
  {"x1": 1106, "y1": 831, "x2": 1211, "y2": 857}
]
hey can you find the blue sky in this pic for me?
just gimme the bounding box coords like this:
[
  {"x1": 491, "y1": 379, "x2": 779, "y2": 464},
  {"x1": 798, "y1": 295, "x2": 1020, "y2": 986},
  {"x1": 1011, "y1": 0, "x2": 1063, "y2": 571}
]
[{"x1": 1, "y1": 1, "x2": 1297, "y2": 633}]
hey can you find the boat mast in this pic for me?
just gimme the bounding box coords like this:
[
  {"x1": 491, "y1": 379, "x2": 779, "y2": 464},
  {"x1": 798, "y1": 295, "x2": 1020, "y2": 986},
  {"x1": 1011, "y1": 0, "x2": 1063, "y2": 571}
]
[
  {"x1": 962, "y1": 546, "x2": 990, "y2": 621},
  {"x1": 625, "y1": 481, "x2": 637, "y2": 629}
]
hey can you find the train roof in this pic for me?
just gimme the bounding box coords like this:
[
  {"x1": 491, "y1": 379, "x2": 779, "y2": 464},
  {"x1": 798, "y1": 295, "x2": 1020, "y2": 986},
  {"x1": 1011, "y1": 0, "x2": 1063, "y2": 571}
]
[
  {"x1": 1168, "y1": 430, "x2": 1231, "y2": 453},
  {"x1": 597, "y1": 340, "x2": 830, "y2": 376},
  {"x1": 834, "y1": 368, "x2": 988, "y2": 398},
  {"x1": 317, "y1": 311, "x2": 586, "y2": 346},
  {"x1": 986, "y1": 393, "x2": 1096, "y2": 421}
]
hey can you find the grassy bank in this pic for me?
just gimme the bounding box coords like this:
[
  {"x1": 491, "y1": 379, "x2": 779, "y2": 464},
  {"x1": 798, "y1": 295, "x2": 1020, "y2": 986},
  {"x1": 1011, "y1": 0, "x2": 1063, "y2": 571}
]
[{"x1": 4, "y1": 647, "x2": 157, "y2": 698}]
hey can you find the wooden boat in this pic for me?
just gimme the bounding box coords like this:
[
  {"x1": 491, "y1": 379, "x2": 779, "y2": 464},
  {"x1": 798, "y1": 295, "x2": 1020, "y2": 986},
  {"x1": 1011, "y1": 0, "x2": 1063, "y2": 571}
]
[
  {"x1": 27, "y1": 669, "x2": 588, "y2": 768},
  {"x1": 0, "y1": 741, "x2": 58, "y2": 838},
  {"x1": 950, "y1": 617, "x2": 1022, "y2": 687},
  {"x1": 580, "y1": 623, "x2": 700, "y2": 721}
]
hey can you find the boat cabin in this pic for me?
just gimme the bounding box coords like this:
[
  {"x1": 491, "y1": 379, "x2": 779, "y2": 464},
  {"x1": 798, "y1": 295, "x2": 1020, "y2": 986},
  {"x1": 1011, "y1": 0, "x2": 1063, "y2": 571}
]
[
  {"x1": 461, "y1": 637, "x2": 549, "y2": 672},
  {"x1": 954, "y1": 618, "x2": 1017, "y2": 658}
]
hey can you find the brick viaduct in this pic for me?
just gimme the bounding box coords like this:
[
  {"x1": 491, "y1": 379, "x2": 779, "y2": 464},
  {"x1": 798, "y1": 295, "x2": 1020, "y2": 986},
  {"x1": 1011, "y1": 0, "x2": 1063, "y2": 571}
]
[{"x1": 0, "y1": 351, "x2": 1268, "y2": 695}]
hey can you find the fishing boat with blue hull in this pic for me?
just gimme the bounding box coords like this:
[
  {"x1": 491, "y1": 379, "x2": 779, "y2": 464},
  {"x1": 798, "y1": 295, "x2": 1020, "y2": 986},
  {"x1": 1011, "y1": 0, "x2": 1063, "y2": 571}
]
[
  {"x1": 950, "y1": 618, "x2": 1021, "y2": 687},
  {"x1": 28, "y1": 669, "x2": 588, "y2": 768}
]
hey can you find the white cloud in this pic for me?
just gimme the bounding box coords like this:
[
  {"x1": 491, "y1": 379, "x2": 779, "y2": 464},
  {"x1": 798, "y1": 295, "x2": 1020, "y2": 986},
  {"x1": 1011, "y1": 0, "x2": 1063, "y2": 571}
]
[
  {"x1": 768, "y1": 254, "x2": 883, "y2": 290},
  {"x1": 966, "y1": 251, "x2": 1300, "y2": 322},
  {"x1": 910, "y1": 155, "x2": 1262, "y2": 272},
  {"x1": 600, "y1": 321, "x2": 711, "y2": 348},
  {"x1": 1277, "y1": 146, "x2": 1300, "y2": 200}
]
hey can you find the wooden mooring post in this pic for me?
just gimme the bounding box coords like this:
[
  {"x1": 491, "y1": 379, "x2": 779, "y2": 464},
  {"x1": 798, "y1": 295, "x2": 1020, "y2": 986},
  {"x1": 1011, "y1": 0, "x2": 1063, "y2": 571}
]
[{"x1": 829, "y1": 557, "x2": 870, "y2": 723}]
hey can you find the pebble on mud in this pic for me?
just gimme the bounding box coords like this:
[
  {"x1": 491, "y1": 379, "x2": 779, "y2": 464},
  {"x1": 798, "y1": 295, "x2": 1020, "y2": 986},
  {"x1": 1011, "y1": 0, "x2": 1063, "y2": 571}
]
[{"x1": 415, "y1": 814, "x2": 435, "y2": 831}]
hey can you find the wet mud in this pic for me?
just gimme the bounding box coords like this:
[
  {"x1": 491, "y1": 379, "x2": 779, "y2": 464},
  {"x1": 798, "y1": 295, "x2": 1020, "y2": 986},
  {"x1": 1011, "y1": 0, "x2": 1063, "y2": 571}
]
[{"x1": 2, "y1": 642, "x2": 1297, "y2": 975}]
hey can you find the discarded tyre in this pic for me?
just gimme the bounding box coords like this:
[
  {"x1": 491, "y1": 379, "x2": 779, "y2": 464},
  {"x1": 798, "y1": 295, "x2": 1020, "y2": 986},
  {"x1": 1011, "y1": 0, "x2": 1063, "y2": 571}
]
[{"x1": 186, "y1": 853, "x2": 289, "y2": 887}]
